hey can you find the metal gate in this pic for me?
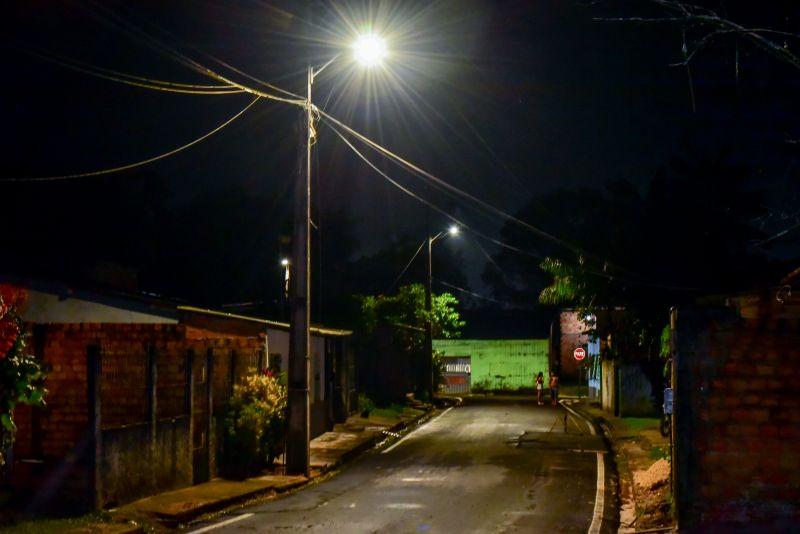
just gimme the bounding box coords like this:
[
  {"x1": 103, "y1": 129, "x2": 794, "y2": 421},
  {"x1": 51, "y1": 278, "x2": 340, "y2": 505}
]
[{"x1": 441, "y1": 356, "x2": 471, "y2": 394}]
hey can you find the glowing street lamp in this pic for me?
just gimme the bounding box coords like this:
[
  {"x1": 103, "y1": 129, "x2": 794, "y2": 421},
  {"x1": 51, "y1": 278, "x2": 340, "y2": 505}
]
[
  {"x1": 424, "y1": 225, "x2": 459, "y2": 399},
  {"x1": 287, "y1": 32, "x2": 387, "y2": 477},
  {"x1": 353, "y1": 33, "x2": 387, "y2": 66}
]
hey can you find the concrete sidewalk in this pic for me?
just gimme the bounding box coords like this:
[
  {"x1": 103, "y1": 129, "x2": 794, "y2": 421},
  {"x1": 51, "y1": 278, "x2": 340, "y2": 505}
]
[{"x1": 86, "y1": 407, "x2": 432, "y2": 533}]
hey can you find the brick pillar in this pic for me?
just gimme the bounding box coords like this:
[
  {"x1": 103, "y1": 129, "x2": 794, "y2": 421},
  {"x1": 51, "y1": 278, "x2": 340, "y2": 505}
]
[
  {"x1": 206, "y1": 348, "x2": 214, "y2": 478},
  {"x1": 87, "y1": 345, "x2": 102, "y2": 510},
  {"x1": 146, "y1": 345, "x2": 157, "y2": 484},
  {"x1": 185, "y1": 349, "x2": 195, "y2": 483}
]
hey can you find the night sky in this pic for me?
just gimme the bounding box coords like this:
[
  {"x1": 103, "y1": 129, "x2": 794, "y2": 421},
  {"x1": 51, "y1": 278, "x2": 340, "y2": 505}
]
[{"x1": 2, "y1": 1, "x2": 799, "y2": 328}]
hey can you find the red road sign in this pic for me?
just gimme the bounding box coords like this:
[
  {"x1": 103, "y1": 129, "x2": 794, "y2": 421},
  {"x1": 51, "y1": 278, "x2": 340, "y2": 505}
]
[{"x1": 573, "y1": 347, "x2": 586, "y2": 361}]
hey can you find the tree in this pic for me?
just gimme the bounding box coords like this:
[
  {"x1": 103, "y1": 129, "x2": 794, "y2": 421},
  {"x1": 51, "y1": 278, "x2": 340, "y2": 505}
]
[
  {"x1": 356, "y1": 283, "x2": 465, "y2": 401},
  {"x1": 357, "y1": 283, "x2": 465, "y2": 349},
  {"x1": 531, "y1": 152, "x2": 775, "y2": 361},
  {"x1": 603, "y1": 1, "x2": 800, "y2": 250},
  {"x1": 0, "y1": 285, "x2": 48, "y2": 469}
]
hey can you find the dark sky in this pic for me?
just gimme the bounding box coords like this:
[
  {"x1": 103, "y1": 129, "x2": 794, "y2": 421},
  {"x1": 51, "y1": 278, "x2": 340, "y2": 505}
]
[{"x1": 2, "y1": 1, "x2": 799, "y2": 314}]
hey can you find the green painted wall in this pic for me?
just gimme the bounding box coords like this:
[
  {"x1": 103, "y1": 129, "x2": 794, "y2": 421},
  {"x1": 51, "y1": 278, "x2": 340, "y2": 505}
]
[{"x1": 434, "y1": 339, "x2": 550, "y2": 391}]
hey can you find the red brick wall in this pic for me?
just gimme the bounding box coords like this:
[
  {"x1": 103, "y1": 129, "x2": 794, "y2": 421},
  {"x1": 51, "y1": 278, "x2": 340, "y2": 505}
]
[
  {"x1": 559, "y1": 311, "x2": 588, "y2": 380},
  {"x1": 674, "y1": 297, "x2": 800, "y2": 531}
]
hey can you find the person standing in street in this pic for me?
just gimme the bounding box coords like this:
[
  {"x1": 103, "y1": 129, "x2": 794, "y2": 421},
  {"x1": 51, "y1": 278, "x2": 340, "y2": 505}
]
[
  {"x1": 536, "y1": 372, "x2": 545, "y2": 405},
  {"x1": 549, "y1": 371, "x2": 559, "y2": 406}
]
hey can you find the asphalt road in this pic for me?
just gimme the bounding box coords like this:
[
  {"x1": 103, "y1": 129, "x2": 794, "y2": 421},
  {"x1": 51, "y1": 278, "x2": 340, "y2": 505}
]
[{"x1": 191, "y1": 397, "x2": 617, "y2": 533}]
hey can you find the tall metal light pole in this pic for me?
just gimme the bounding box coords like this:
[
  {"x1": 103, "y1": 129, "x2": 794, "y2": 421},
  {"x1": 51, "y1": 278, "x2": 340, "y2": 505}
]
[
  {"x1": 424, "y1": 225, "x2": 459, "y2": 401},
  {"x1": 286, "y1": 35, "x2": 387, "y2": 477}
]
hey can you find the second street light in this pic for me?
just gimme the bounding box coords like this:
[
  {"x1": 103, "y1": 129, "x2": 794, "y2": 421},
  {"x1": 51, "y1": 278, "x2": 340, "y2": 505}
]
[
  {"x1": 425, "y1": 225, "x2": 459, "y2": 401},
  {"x1": 286, "y1": 33, "x2": 387, "y2": 477}
]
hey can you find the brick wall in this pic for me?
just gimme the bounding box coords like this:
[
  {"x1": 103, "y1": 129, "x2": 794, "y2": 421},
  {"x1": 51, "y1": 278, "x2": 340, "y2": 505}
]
[
  {"x1": 559, "y1": 311, "x2": 588, "y2": 380},
  {"x1": 674, "y1": 296, "x2": 800, "y2": 531},
  {"x1": 10, "y1": 322, "x2": 268, "y2": 512}
]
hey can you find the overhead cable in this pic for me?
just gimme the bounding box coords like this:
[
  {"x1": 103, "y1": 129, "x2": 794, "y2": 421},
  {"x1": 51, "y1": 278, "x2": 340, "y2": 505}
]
[
  {"x1": 319, "y1": 110, "x2": 587, "y2": 256},
  {"x1": 2, "y1": 96, "x2": 261, "y2": 182},
  {"x1": 325, "y1": 121, "x2": 542, "y2": 259}
]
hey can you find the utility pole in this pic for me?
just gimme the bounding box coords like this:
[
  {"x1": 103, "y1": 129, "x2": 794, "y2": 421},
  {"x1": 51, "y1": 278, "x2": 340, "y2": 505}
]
[
  {"x1": 424, "y1": 236, "x2": 434, "y2": 401},
  {"x1": 286, "y1": 66, "x2": 312, "y2": 477}
]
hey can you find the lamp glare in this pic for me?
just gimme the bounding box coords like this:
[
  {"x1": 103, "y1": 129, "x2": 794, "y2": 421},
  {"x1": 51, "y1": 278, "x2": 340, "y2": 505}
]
[{"x1": 353, "y1": 34, "x2": 387, "y2": 66}]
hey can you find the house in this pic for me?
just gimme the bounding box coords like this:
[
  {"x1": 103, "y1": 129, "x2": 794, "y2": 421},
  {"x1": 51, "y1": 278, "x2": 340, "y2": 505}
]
[{"x1": 3, "y1": 281, "x2": 353, "y2": 513}]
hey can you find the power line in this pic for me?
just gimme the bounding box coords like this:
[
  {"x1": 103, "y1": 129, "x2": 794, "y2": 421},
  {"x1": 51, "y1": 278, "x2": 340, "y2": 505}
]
[
  {"x1": 2, "y1": 96, "x2": 261, "y2": 182},
  {"x1": 323, "y1": 115, "x2": 705, "y2": 292},
  {"x1": 18, "y1": 47, "x2": 245, "y2": 95},
  {"x1": 386, "y1": 239, "x2": 427, "y2": 294},
  {"x1": 319, "y1": 109, "x2": 596, "y2": 262},
  {"x1": 324, "y1": 120, "x2": 541, "y2": 259}
]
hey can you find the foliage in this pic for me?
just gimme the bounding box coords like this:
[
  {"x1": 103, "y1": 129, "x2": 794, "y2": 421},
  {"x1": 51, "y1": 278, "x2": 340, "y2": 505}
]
[
  {"x1": 0, "y1": 285, "x2": 48, "y2": 470},
  {"x1": 660, "y1": 324, "x2": 672, "y2": 379},
  {"x1": 219, "y1": 370, "x2": 287, "y2": 479},
  {"x1": 356, "y1": 283, "x2": 465, "y2": 349},
  {"x1": 357, "y1": 392, "x2": 375, "y2": 418}
]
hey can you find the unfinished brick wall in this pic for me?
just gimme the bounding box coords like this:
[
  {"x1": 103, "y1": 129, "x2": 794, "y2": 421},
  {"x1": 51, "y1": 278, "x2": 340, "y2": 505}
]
[
  {"x1": 674, "y1": 296, "x2": 800, "y2": 532},
  {"x1": 559, "y1": 311, "x2": 588, "y2": 380}
]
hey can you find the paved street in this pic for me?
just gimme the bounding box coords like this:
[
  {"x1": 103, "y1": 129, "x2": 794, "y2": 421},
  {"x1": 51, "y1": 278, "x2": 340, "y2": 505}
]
[{"x1": 190, "y1": 397, "x2": 616, "y2": 533}]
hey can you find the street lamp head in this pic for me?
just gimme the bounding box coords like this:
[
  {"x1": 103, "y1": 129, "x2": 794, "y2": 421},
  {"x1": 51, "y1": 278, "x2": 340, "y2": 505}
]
[
  {"x1": 353, "y1": 33, "x2": 387, "y2": 66},
  {"x1": 448, "y1": 225, "x2": 459, "y2": 236},
  {"x1": 281, "y1": 258, "x2": 290, "y2": 267}
]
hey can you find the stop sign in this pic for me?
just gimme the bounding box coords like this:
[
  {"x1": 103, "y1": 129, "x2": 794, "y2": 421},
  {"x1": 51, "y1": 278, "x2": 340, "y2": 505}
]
[{"x1": 573, "y1": 347, "x2": 586, "y2": 361}]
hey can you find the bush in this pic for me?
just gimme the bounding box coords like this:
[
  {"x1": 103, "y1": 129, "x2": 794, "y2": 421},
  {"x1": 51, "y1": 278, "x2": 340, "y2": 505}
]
[
  {"x1": 219, "y1": 370, "x2": 286, "y2": 479},
  {"x1": 358, "y1": 393, "x2": 375, "y2": 418}
]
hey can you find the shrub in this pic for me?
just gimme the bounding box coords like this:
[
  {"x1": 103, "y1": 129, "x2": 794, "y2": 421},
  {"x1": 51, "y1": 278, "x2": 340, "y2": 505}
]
[
  {"x1": 0, "y1": 285, "x2": 48, "y2": 470},
  {"x1": 357, "y1": 393, "x2": 375, "y2": 418},
  {"x1": 219, "y1": 370, "x2": 286, "y2": 479}
]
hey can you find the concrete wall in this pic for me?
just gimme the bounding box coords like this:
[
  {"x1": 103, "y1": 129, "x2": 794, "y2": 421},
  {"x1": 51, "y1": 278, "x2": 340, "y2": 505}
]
[
  {"x1": 601, "y1": 360, "x2": 616, "y2": 413},
  {"x1": 673, "y1": 296, "x2": 800, "y2": 531},
  {"x1": 600, "y1": 360, "x2": 657, "y2": 417},
  {"x1": 433, "y1": 339, "x2": 549, "y2": 391},
  {"x1": 618, "y1": 363, "x2": 656, "y2": 416},
  {"x1": 101, "y1": 418, "x2": 192, "y2": 507}
]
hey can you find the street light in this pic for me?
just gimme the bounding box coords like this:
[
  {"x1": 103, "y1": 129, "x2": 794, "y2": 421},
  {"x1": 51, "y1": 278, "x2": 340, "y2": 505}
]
[
  {"x1": 425, "y1": 225, "x2": 459, "y2": 400},
  {"x1": 287, "y1": 33, "x2": 386, "y2": 477},
  {"x1": 353, "y1": 33, "x2": 388, "y2": 66}
]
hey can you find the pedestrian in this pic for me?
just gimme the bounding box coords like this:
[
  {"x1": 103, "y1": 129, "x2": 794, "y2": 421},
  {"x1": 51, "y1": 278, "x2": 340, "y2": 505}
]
[
  {"x1": 536, "y1": 372, "x2": 544, "y2": 405},
  {"x1": 549, "y1": 371, "x2": 559, "y2": 406}
]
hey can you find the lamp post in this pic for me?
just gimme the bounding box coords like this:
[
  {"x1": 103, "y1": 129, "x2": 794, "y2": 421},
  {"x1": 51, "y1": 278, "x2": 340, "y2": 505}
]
[
  {"x1": 286, "y1": 34, "x2": 387, "y2": 477},
  {"x1": 424, "y1": 225, "x2": 459, "y2": 401}
]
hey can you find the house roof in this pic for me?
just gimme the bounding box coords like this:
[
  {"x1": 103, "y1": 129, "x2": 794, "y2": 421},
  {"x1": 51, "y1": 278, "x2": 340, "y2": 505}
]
[
  {"x1": 3, "y1": 275, "x2": 351, "y2": 337},
  {"x1": 178, "y1": 306, "x2": 352, "y2": 337}
]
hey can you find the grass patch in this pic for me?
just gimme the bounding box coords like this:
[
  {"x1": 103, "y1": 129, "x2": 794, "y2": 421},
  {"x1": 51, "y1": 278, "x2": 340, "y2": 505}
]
[
  {"x1": 370, "y1": 403, "x2": 407, "y2": 418},
  {"x1": 620, "y1": 417, "x2": 658, "y2": 432},
  {"x1": 650, "y1": 445, "x2": 670, "y2": 461},
  {"x1": 0, "y1": 511, "x2": 112, "y2": 534}
]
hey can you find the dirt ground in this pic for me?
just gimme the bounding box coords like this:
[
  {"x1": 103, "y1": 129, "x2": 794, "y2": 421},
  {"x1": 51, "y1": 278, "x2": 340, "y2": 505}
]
[{"x1": 632, "y1": 458, "x2": 672, "y2": 529}]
